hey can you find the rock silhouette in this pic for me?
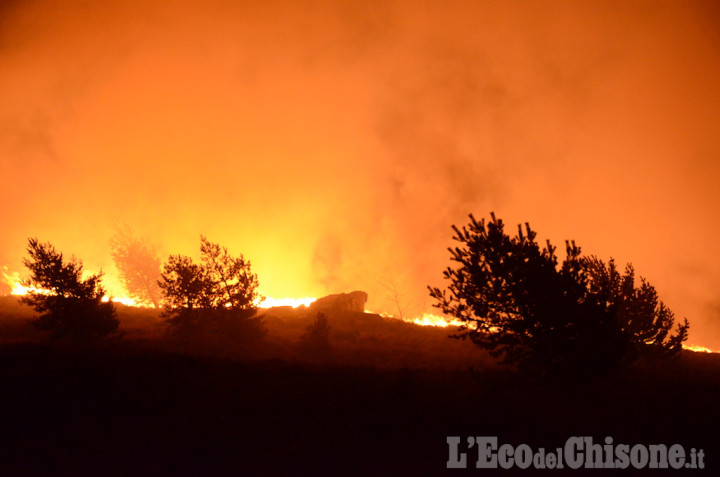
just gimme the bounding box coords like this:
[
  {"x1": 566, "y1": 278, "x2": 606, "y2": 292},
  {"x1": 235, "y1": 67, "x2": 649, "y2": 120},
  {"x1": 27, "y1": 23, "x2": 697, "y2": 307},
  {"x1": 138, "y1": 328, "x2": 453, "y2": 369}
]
[{"x1": 309, "y1": 291, "x2": 368, "y2": 314}]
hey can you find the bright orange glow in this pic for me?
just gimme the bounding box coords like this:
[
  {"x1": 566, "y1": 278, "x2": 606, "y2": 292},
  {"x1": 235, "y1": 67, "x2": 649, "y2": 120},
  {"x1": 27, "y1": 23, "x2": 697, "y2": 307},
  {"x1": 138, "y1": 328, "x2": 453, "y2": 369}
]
[
  {"x1": 1, "y1": 265, "x2": 48, "y2": 296},
  {"x1": 361, "y1": 309, "x2": 464, "y2": 327},
  {"x1": 4, "y1": 262, "x2": 718, "y2": 353},
  {"x1": 100, "y1": 295, "x2": 145, "y2": 307},
  {"x1": 400, "y1": 313, "x2": 464, "y2": 328},
  {"x1": 0, "y1": 0, "x2": 719, "y2": 349},
  {"x1": 258, "y1": 296, "x2": 317, "y2": 309},
  {"x1": 3, "y1": 264, "x2": 153, "y2": 307},
  {"x1": 2, "y1": 264, "x2": 317, "y2": 310},
  {"x1": 683, "y1": 344, "x2": 715, "y2": 354},
  {"x1": 2, "y1": 266, "x2": 134, "y2": 308}
]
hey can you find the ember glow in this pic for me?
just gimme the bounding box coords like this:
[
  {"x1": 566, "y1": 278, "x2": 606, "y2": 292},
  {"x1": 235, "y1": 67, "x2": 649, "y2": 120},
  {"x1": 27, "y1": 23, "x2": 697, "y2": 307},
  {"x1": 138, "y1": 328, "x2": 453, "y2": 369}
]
[
  {"x1": 1, "y1": 1, "x2": 719, "y2": 351},
  {"x1": 258, "y1": 297, "x2": 317, "y2": 309},
  {"x1": 3, "y1": 263, "x2": 718, "y2": 353},
  {"x1": 683, "y1": 344, "x2": 715, "y2": 354},
  {"x1": 1, "y1": 265, "x2": 315, "y2": 309},
  {"x1": 410, "y1": 313, "x2": 464, "y2": 328},
  {"x1": 1, "y1": 267, "x2": 26, "y2": 296},
  {"x1": 1, "y1": 266, "x2": 51, "y2": 296},
  {"x1": 101, "y1": 296, "x2": 143, "y2": 307}
]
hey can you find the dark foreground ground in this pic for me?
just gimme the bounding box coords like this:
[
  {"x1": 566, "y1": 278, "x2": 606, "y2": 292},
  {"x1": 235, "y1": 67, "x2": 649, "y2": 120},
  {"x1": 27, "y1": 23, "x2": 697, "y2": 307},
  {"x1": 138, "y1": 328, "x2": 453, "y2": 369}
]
[{"x1": 0, "y1": 299, "x2": 718, "y2": 476}]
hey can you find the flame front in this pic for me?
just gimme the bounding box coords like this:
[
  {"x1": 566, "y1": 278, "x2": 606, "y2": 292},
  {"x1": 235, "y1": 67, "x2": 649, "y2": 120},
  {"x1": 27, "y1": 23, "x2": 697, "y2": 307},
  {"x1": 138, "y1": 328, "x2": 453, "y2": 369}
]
[
  {"x1": 258, "y1": 296, "x2": 316, "y2": 308},
  {"x1": 2, "y1": 266, "x2": 46, "y2": 296},
  {"x1": 3, "y1": 264, "x2": 148, "y2": 306},
  {"x1": 3, "y1": 264, "x2": 717, "y2": 353},
  {"x1": 683, "y1": 344, "x2": 715, "y2": 353},
  {"x1": 367, "y1": 311, "x2": 464, "y2": 328},
  {"x1": 408, "y1": 313, "x2": 464, "y2": 328}
]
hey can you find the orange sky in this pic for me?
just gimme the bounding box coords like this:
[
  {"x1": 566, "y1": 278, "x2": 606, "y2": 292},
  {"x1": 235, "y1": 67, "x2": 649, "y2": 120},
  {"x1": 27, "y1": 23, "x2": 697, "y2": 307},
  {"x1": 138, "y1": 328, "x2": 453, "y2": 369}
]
[{"x1": 1, "y1": 0, "x2": 719, "y2": 347}]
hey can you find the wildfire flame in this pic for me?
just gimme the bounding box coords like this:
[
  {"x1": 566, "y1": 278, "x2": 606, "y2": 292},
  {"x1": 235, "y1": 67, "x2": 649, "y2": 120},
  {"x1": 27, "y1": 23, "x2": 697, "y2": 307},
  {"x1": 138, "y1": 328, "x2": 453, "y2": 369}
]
[
  {"x1": 100, "y1": 295, "x2": 145, "y2": 307},
  {"x1": 2, "y1": 266, "x2": 46, "y2": 296},
  {"x1": 1, "y1": 264, "x2": 717, "y2": 353},
  {"x1": 682, "y1": 344, "x2": 714, "y2": 353},
  {"x1": 408, "y1": 313, "x2": 464, "y2": 328},
  {"x1": 3, "y1": 265, "x2": 318, "y2": 310},
  {"x1": 368, "y1": 310, "x2": 464, "y2": 328},
  {"x1": 3, "y1": 266, "x2": 150, "y2": 307},
  {"x1": 257, "y1": 296, "x2": 316, "y2": 308}
]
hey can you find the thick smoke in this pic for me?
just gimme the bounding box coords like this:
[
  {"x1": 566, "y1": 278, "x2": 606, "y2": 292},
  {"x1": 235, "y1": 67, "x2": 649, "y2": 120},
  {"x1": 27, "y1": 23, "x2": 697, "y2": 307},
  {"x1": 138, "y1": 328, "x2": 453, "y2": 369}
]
[{"x1": 1, "y1": 0, "x2": 719, "y2": 347}]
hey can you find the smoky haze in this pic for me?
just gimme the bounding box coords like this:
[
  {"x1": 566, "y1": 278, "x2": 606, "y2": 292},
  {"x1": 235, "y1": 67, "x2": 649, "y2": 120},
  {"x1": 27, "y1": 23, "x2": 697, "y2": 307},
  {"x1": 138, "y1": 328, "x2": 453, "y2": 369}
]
[{"x1": 1, "y1": 1, "x2": 719, "y2": 348}]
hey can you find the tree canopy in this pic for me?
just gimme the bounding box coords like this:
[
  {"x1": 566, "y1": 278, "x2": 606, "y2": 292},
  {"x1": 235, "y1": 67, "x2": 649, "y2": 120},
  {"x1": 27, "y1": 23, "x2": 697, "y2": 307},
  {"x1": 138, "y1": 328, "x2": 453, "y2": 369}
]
[
  {"x1": 21, "y1": 238, "x2": 119, "y2": 342},
  {"x1": 429, "y1": 213, "x2": 689, "y2": 376},
  {"x1": 158, "y1": 236, "x2": 263, "y2": 342}
]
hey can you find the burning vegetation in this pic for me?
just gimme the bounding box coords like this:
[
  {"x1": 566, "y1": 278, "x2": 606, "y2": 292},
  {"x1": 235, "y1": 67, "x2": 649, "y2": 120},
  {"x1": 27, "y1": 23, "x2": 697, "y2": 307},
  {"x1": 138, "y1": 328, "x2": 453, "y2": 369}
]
[
  {"x1": 0, "y1": 213, "x2": 706, "y2": 370},
  {"x1": 0, "y1": 215, "x2": 718, "y2": 476},
  {"x1": 1, "y1": 2, "x2": 719, "y2": 473}
]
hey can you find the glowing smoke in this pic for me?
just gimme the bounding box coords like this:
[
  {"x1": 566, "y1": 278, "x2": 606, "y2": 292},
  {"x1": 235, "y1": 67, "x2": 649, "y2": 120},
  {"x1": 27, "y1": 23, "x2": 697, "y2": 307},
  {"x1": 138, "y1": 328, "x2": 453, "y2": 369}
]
[{"x1": 1, "y1": 1, "x2": 719, "y2": 348}]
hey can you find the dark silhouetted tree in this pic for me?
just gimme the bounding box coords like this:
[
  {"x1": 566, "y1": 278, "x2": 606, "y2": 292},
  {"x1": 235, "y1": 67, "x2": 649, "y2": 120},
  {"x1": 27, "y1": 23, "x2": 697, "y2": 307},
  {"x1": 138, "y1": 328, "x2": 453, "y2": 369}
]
[
  {"x1": 157, "y1": 255, "x2": 214, "y2": 334},
  {"x1": 158, "y1": 237, "x2": 264, "y2": 342},
  {"x1": 582, "y1": 257, "x2": 689, "y2": 361},
  {"x1": 199, "y1": 236, "x2": 260, "y2": 310},
  {"x1": 109, "y1": 225, "x2": 162, "y2": 307},
  {"x1": 429, "y1": 213, "x2": 689, "y2": 376},
  {"x1": 20, "y1": 238, "x2": 119, "y2": 342},
  {"x1": 299, "y1": 312, "x2": 331, "y2": 354}
]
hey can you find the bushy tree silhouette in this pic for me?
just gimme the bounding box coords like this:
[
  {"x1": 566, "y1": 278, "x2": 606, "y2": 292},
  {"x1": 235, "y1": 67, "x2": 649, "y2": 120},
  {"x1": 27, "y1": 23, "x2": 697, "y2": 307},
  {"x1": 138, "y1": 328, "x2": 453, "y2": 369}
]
[
  {"x1": 158, "y1": 237, "x2": 264, "y2": 342},
  {"x1": 429, "y1": 213, "x2": 689, "y2": 376},
  {"x1": 21, "y1": 238, "x2": 119, "y2": 342},
  {"x1": 583, "y1": 257, "x2": 689, "y2": 361},
  {"x1": 199, "y1": 237, "x2": 260, "y2": 310},
  {"x1": 299, "y1": 312, "x2": 331, "y2": 354},
  {"x1": 109, "y1": 225, "x2": 162, "y2": 307}
]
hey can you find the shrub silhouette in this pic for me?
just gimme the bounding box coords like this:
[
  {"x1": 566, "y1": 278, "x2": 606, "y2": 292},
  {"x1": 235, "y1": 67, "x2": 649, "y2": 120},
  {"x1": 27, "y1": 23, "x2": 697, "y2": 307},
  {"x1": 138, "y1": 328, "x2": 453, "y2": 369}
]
[
  {"x1": 582, "y1": 256, "x2": 689, "y2": 361},
  {"x1": 158, "y1": 236, "x2": 264, "y2": 343},
  {"x1": 429, "y1": 213, "x2": 689, "y2": 376},
  {"x1": 299, "y1": 312, "x2": 331, "y2": 354},
  {"x1": 20, "y1": 238, "x2": 119, "y2": 342}
]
